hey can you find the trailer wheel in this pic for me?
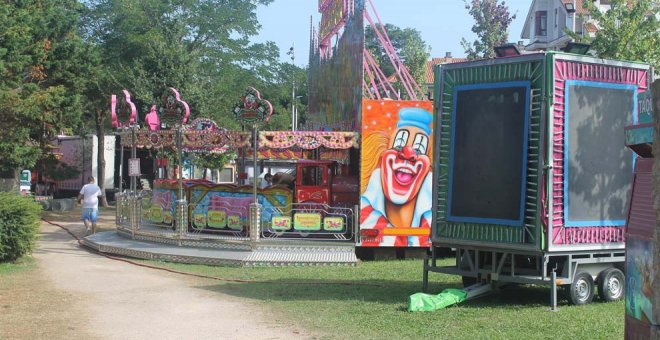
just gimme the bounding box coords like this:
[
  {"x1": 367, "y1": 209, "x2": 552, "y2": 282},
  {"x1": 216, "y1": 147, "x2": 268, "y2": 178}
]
[
  {"x1": 568, "y1": 272, "x2": 594, "y2": 305},
  {"x1": 598, "y1": 268, "x2": 625, "y2": 302}
]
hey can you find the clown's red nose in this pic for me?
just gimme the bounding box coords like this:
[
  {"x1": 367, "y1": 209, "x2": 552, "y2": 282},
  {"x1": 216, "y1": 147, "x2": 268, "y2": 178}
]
[{"x1": 399, "y1": 146, "x2": 417, "y2": 160}]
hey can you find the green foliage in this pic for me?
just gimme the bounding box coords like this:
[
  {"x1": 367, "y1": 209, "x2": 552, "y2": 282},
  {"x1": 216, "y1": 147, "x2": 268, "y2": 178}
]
[
  {"x1": 577, "y1": 0, "x2": 660, "y2": 75},
  {"x1": 461, "y1": 0, "x2": 516, "y2": 59},
  {"x1": 0, "y1": 1, "x2": 88, "y2": 174},
  {"x1": 83, "y1": 0, "x2": 280, "y2": 128},
  {"x1": 365, "y1": 23, "x2": 431, "y2": 98},
  {"x1": 190, "y1": 152, "x2": 237, "y2": 173},
  {"x1": 41, "y1": 155, "x2": 80, "y2": 181},
  {"x1": 0, "y1": 193, "x2": 41, "y2": 262}
]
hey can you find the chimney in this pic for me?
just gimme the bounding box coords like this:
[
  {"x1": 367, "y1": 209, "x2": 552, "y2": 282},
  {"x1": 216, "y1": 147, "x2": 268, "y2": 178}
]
[{"x1": 445, "y1": 51, "x2": 452, "y2": 59}]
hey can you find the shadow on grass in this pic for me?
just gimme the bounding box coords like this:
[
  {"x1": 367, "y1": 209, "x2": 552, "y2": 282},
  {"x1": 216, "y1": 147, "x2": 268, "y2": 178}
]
[
  {"x1": 195, "y1": 279, "x2": 575, "y2": 308},
  {"x1": 197, "y1": 279, "x2": 455, "y2": 305}
]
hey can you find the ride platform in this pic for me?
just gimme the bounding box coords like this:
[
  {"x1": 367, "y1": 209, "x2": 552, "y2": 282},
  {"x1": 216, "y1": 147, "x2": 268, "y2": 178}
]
[{"x1": 81, "y1": 231, "x2": 358, "y2": 267}]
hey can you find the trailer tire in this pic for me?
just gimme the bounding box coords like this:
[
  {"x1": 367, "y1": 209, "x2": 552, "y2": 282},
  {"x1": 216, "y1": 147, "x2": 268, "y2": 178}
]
[
  {"x1": 597, "y1": 268, "x2": 625, "y2": 302},
  {"x1": 568, "y1": 272, "x2": 594, "y2": 305}
]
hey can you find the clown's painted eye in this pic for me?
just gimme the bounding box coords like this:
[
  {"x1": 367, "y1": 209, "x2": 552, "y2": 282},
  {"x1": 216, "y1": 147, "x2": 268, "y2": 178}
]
[
  {"x1": 412, "y1": 134, "x2": 428, "y2": 155},
  {"x1": 392, "y1": 130, "x2": 409, "y2": 151}
]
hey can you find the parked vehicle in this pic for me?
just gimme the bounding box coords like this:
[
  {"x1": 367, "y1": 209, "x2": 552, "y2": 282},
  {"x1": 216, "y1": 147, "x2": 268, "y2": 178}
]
[
  {"x1": 423, "y1": 52, "x2": 652, "y2": 305},
  {"x1": 47, "y1": 135, "x2": 116, "y2": 195}
]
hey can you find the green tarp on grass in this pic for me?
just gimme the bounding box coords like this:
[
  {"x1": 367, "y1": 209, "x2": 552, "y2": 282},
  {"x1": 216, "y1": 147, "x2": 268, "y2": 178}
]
[{"x1": 408, "y1": 288, "x2": 468, "y2": 312}]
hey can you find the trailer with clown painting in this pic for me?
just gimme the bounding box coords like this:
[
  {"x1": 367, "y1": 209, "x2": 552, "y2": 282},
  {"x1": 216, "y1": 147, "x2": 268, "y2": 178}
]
[{"x1": 422, "y1": 52, "x2": 652, "y2": 305}]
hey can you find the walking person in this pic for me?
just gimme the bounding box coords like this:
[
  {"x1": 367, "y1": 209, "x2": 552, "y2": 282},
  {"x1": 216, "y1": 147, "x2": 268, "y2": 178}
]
[{"x1": 78, "y1": 176, "x2": 103, "y2": 235}]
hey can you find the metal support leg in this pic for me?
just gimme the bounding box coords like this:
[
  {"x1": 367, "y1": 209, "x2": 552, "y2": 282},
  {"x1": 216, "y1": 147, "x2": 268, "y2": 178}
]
[
  {"x1": 422, "y1": 256, "x2": 429, "y2": 292},
  {"x1": 176, "y1": 199, "x2": 187, "y2": 246},
  {"x1": 550, "y1": 270, "x2": 559, "y2": 312},
  {"x1": 130, "y1": 196, "x2": 137, "y2": 239}
]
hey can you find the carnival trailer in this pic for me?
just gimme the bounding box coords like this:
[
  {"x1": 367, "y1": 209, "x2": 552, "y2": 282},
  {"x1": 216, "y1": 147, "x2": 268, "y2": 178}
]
[{"x1": 423, "y1": 52, "x2": 652, "y2": 305}]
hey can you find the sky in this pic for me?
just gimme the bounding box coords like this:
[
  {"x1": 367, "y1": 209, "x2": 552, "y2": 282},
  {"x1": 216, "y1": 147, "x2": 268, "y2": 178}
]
[{"x1": 253, "y1": 0, "x2": 533, "y2": 66}]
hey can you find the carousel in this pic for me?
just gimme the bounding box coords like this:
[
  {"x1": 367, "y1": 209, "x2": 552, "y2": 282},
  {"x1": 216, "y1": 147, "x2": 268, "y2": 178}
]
[{"x1": 82, "y1": 87, "x2": 360, "y2": 266}]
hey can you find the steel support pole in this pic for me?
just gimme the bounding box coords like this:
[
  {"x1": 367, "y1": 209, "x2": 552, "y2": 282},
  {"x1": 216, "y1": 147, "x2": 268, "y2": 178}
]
[
  {"x1": 130, "y1": 126, "x2": 137, "y2": 237},
  {"x1": 550, "y1": 270, "x2": 559, "y2": 312},
  {"x1": 253, "y1": 123, "x2": 258, "y2": 203},
  {"x1": 175, "y1": 125, "x2": 187, "y2": 244},
  {"x1": 249, "y1": 123, "x2": 261, "y2": 247}
]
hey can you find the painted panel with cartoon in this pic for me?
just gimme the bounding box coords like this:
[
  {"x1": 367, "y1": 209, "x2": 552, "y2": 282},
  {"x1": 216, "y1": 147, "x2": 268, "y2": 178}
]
[{"x1": 359, "y1": 100, "x2": 434, "y2": 247}]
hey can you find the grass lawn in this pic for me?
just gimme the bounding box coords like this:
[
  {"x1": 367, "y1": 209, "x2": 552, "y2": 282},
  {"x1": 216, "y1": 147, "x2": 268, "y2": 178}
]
[
  {"x1": 142, "y1": 258, "x2": 624, "y2": 339},
  {"x1": 0, "y1": 256, "x2": 36, "y2": 275}
]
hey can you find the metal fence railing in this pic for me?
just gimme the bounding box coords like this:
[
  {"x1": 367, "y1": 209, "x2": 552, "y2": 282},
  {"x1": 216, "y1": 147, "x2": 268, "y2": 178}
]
[
  {"x1": 260, "y1": 203, "x2": 356, "y2": 242},
  {"x1": 187, "y1": 201, "x2": 249, "y2": 239},
  {"x1": 115, "y1": 195, "x2": 357, "y2": 245}
]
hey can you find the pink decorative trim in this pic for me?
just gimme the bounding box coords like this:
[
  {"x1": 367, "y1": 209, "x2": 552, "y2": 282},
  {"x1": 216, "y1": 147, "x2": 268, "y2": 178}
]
[
  {"x1": 168, "y1": 87, "x2": 190, "y2": 125},
  {"x1": 145, "y1": 105, "x2": 160, "y2": 131},
  {"x1": 259, "y1": 131, "x2": 360, "y2": 150},
  {"x1": 549, "y1": 59, "x2": 649, "y2": 246},
  {"x1": 111, "y1": 90, "x2": 137, "y2": 128}
]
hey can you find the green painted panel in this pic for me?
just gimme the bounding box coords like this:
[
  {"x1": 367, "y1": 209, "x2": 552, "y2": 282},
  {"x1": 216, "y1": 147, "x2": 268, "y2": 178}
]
[
  {"x1": 626, "y1": 126, "x2": 654, "y2": 146},
  {"x1": 433, "y1": 57, "x2": 545, "y2": 249}
]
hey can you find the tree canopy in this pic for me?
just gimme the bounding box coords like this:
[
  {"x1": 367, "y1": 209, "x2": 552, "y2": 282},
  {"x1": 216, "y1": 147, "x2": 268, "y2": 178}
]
[
  {"x1": 580, "y1": 0, "x2": 660, "y2": 75},
  {"x1": 0, "y1": 1, "x2": 88, "y2": 177},
  {"x1": 365, "y1": 23, "x2": 430, "y2": 96},
  {"x1": 461, "y1": 0, "x2": 516, "y2": 59}
]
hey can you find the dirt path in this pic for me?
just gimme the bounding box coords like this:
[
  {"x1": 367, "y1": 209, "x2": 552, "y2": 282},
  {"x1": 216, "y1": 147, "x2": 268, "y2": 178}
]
[{"x1": 30, "y1": 213, "x2": 314, "y2": 340}]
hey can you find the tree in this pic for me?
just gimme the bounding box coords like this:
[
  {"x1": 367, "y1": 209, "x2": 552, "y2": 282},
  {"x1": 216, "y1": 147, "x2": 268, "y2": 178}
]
[
  {"x1": 579, "y1": 0, "x2": 660, "y2": 75},
  {"x1": 83, "y1": 0, "x2": 279, "y2": 121},
  {"x1": 0, "y1": 1, "x2": 88, "y2": 191},
  {"x1": 260, "y1": 63, "x2": 308, "y2": 131},
  {"x1": 365, "y1": 23, "x2": 431, "y2": 97},
  {"x1": 81, "y1": 0, "x2": 282, "y2": 195},
  {"x1": 461, "y1": 0, "x2": 516, "y2": 59}
]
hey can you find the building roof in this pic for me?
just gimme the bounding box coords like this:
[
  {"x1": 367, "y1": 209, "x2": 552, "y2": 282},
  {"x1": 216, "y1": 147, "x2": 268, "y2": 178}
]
[
  {"x1": 585, "y1": 22, "x2": 598, "y2": 33},
  {"x1": 424, "y1": 56, "x2": 467, "y2": 84}
]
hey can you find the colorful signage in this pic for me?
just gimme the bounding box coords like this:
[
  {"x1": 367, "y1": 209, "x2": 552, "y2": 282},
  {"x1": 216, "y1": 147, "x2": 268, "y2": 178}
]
[
  {"x1": 193, "y1": 214, "x2": 206, "y2": 228},
  {"x1": 159, "y1": 87, "x2": 190, "y2": 127},
  {"x1": 227, "y1": 215, "x2": 242, "y2": 230},
  {"x1": 271, "y1": 216, "x2": 292, "y2": 231},
  {"x1": 294, "y1": 213, "x2": 322, "y2": 231},
  {"x1": 141, "y1": 206, "x2": 151, "y2": 221},
  {"x1": 207, "y1": 210, "x2": 227, "y2": 228},
  {"x1": 323, "y1": 217, "x2": 344, "y2": 231},
  {"x1": 150, "y1": 206, "x2": 164, "y2": 223},
  {"x1": 233, "y1": 87, "x2": 273, "y2": 125},
  {"x1": 638, "y1": 91, "x2": 652, "y2": 124},
  {"x1": 626, "y1": 235, "x2": 654, "y2": 323}
]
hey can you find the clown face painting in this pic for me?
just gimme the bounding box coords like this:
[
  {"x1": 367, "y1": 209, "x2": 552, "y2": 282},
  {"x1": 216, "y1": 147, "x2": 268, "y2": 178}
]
[
  {"x1": 380, "y1": 117, "x2": 431, "y2": 206},
  {"x1": 359, "y1": 101, "x2": 434, "y2": 247}
]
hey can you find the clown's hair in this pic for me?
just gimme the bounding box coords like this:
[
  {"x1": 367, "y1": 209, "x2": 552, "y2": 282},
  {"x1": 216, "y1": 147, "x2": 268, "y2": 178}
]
[{"x1": 360, "y1": 131, "x2": 389, "y2": 193}]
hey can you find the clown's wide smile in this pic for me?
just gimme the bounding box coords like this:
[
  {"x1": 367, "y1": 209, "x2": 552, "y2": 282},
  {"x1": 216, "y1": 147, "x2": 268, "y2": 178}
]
[
  {"x1": 381, "y1": 150, "x2": 430, "y2": 205},
  {"x1": 391, "y1": 160, "x2": 423, "y2": 188}
]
